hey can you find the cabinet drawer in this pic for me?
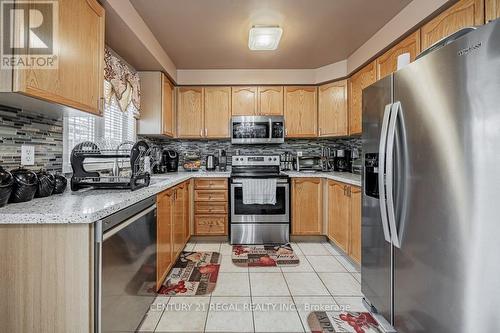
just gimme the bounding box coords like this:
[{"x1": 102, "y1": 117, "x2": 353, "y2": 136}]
[
  {"x1": 194, "y1": 190, "x2": 228, "y2": 202},
  {"x1": 195, "y1": 202, "x2": 228, "y2": 214},
  {"x1": 194, "y1": 215, "x2": 227, "y2": 235},
  {"x1": 194, "y1": 178, "x2": 228, "y2": 190}
]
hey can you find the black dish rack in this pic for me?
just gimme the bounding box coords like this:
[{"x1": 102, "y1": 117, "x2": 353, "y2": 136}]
[{"x1": 70, "y1": 140, "x2": 152, "y2": 191}]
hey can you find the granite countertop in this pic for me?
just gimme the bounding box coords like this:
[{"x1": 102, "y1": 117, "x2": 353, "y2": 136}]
[
  {"x1": 0, "y1": 169, "x2": 360, "y2": 225},
  {"x1": 283, "y1": 171, "x2": 362, "y2": 187},
  {"x1": 0, "y1": 171, "x2": 230, "y2": 225}
]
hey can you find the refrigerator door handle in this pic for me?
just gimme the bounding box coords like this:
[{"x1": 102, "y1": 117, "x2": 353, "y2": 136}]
[
  {"x1": 386, "y1": 101, "x2": 406, "y2": 248},
  {"x1": 378, "y1": 103, "x2": 393, "y2": 243}
]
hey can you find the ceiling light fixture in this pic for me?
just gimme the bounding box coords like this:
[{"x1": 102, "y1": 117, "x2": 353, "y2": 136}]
[{"x1": 248, "y1": 26, "x2": 283, "y2": 51}]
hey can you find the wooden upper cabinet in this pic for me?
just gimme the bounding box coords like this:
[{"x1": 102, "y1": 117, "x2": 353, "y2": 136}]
[
  {"x1": 232, "y1": 87, "x2": 258, "y2": 116},
  {"x1": 421, "y1": 0, "x2": 484, "y2": 50},
  {"x1": 376, "y1": 30, "x2": 421, "y2": 80},
  {"x1": 349, "y1": 61, "x2": 376, "y2": 135},
  {"x1": 318, "y1": 80, "x2": 348, "y2": 137},
  {"x1": 327, "y1": 180, "x2": 350, "y2": 253},
  {"x1": 138, "y1": 72, "x2": 174, "y2": 137},
  {"x1": 12, "y1": 0, "x2": 105, "y2": 115},
  {"x1": 177, "y1": 87, "x2": 204, "y2": 138},
  {"x1": 162, "y1": 75, "x2": 175, "y2": 137},
  {"x1": 284, "y1": 86, "x2": 318, "y2": 138},
  {"x1": 204, "y1": 87, "x2": 231, "y2": 138},
  {"x1": 257, "y1": 86, "x2": 284, "y2": 115},
  {"x1": 349, "y1": 186, "x2": 362, "y2": 264},
  {"x1": 292, "y1": 178, "x2": 322, "y2": 235},
  {"x1": 486, "y1": 0, "x2": 500, "y2": 21}
]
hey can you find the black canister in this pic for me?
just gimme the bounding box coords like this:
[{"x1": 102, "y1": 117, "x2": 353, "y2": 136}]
[
  {"x1": 9, "y1": 168, "x2": 38, "y2": 203},
  {"x1": 35, "y1": 169, "x2": 55, "y2": 197},
  {"x1": 0, "y1": 166, "x2": 14, "y2": 207},
  {"x1": 53, "y1": 174, "x2": 68, "y2": 194}
]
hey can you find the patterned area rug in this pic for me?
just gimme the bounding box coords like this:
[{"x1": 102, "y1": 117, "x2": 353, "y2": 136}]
[
  {"x1": 158, "y1": 251, "x2": 221, "y2": 296},
  {"x1": 307, "y1": 311, "x2": 383, "y2": 333},
  {"x1": 232, "y1": 243, "x2": 300, "y2": 267}
]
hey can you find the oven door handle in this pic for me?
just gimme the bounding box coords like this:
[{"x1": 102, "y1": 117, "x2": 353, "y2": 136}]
[
  {"x1": 103, "y1": 204, "x2": 156, "y2": 241},
  {"x1": 231, "y1": 179, "x2": 289, "y2": 185}
]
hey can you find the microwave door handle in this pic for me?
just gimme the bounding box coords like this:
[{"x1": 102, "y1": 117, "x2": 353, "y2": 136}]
[
  {"x1": 268, "y1": 118, "x2": 272, "y2": 142},
  {"x1": 378, "y1": 103, "x2": 393, "y2": 244}
]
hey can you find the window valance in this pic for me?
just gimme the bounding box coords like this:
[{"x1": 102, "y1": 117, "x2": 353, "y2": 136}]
[{"x1": 104, "y1": 47, "x2": 140, "y2": 116}]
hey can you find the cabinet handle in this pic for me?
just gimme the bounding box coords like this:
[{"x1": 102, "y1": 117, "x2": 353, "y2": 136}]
[
  {"x1": 285, "y1": 128, "x2": 288, "y2": 136},
  {"x1": 200, "y1": 129, "x2": 203, "y2": 137},
  {"x1": 205, "y1": 128, "x2": 208, "y2": 137},
  {"x1": 98, "y1": 97, "x2": 105, "y2": 114}
]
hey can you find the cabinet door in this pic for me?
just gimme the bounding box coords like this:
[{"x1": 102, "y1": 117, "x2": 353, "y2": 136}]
[
  {"x1": 284, "y1": 87, "x2": 318, "y2": 138},
  {"x1": 421, "y1": 0, "x2": 484, "y2": 50},
  {"x1": 327, "y1": 181, "x2": 350, "y2": 253},
  {"x1": 183, "y1": 182, "x2": 191, "y2": 243},
  {"x1": 177, "y1": 87, "x2": 204, "y2": 138},
  {"x1": 318, "y1": 80, "x2": 348, "y2": 137},
  {"x1": 292, "y1": 178, "x2": 322, "y2": 235},
  {"x1": 157, "y1": 189, "x2": 174, "y2": 290},
  {"x1": 162, "y1": 74, "x2": 175, "y2": 137},
  {"x1": 231, "y1": 87, "x2": 257, "y2": 116},
  {"x1": 173, "y1": 186, "x2": 185, "y2": 258},
  {"x1": 486, "y1": 0, "x2": 500, "y2": 21},
  {"x1": 14, "y1": 0, "x2": 105, "y2": 115},
  {"x1": 204, "y1": 87, "x2": 231, "y2": 138},
  {"x1": 349, "y1": 62, "x2": 376, "y2": 135},
  {"x1": 258, "y1": 86, "x2": 283, "y2": 115},
  {"x1": 349, "y1": 186, "x2": 362, "y2": 264},
  {"x1": 376, "y1": 30, "x2": 421, "y2": 80}
]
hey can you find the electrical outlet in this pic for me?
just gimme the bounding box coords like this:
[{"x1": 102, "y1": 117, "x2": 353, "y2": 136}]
[
  {"x1": 297, "y1": 151, "x2": 303, "y2": 157},
  {"x1": 21, "y1": 145, "x2": 35, "y2": 166}
]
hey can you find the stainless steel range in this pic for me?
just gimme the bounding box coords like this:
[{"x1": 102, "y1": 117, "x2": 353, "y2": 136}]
[{"x1": 230, "y1": 155, "x2": 290, "y2": 244}]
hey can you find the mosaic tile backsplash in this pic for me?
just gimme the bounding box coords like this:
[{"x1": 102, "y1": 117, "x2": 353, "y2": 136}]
[
  {"x1": 0, "y1": 105, "x2": 63, "y2": 172},
  {"x1": 141, "y1": 136, "x2": 362, "y2": 166}
]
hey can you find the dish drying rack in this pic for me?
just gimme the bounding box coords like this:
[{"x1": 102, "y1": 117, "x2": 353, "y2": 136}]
[{"x1": 70, "y1": 140, "x2": 154, "y2": 191}]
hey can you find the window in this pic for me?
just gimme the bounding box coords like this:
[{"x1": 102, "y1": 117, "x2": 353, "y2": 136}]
[{"x1": 62, "y1": 81, "x2": 137, "y2": 173}]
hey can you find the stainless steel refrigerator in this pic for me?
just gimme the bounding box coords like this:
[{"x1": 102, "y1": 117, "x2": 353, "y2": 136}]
[{"x1": 361, "y1": 19, "x2": 500, "y2": 333}]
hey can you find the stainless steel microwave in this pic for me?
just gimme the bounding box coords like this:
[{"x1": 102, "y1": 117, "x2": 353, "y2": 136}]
[{"x1": 231, "y1": 116, "x2": 285, "y2": 144}]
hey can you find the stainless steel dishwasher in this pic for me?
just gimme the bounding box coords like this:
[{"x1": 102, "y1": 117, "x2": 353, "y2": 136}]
[{"x1": 95, "y1": 196, "x2": 157, "y2": 333}]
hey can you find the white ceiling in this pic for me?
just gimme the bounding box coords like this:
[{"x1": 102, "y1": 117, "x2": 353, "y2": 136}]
[{"x1": 129, "y1": 0, "x2": 413, "y2": 70}]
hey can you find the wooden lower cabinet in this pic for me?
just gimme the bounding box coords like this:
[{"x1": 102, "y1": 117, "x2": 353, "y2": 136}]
[
  {"x1": 349, "y1": 187, "x2": 362, "y2": 263},
  {"x1": 157, "y1": 189, "x2": 174, "y2": 290},
  {"x1": 194, "y1": 178, "x2": 228, "y2": 235},
  {"x1": 194, "y1": 215, "x2": 227, "y2": 235},
  {"x1": 327, "y1": 180, "x2": 362, "y2": 263},
  {"x1": 156, "y1": 181, "x2": 191, "y2": 290},
  {"x1": 327, "y1": 181, "x2": 350, "y2": 252},
  {"x1": 291, "y1": 178, "x2": 323, "y2": 235}
]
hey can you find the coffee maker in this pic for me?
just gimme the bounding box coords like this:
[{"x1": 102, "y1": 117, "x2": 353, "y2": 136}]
[
  {"x1": 163, "y1": 150, "x2": 179, "y2": 172},
  {"x1": 218, "y1": 150, "x2": 227, "y2": 171},
  {"x1": 334, "y1": 149, "x2": 352, "y2": 172}
]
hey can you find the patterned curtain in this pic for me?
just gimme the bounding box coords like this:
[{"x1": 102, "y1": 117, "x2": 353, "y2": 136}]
[{"x1": 104, "y1": 47, "x2": 140, "y2": 117}]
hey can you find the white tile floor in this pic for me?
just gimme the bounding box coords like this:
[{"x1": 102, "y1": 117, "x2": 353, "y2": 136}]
[{"x1": 139, "y1": 241, "x2": 362, "y2": 333}]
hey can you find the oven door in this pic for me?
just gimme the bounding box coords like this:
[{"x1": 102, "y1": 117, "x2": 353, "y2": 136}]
[
  {"x1": 230, "y1": 178, "x2": 289, "y2": 223},
  {"x1": 231, "y1": 116, "x2": 284, "y2": 144}
]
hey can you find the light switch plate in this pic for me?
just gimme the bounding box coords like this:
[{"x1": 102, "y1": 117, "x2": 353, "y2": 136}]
[{"x1": 21, "y1": 145, "x2": 35, "y2": 165}]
